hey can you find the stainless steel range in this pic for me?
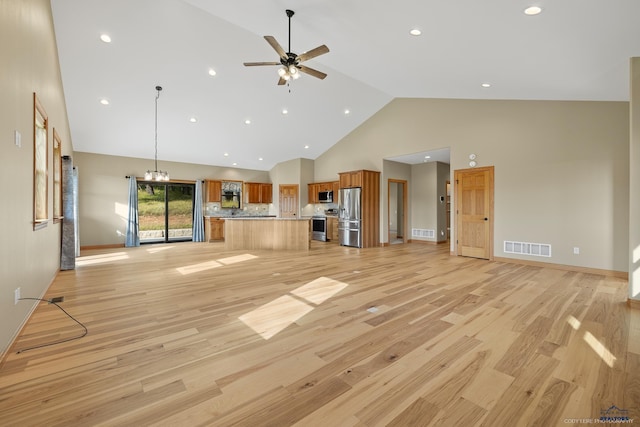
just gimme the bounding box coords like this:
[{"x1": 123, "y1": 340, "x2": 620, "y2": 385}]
[{"x1": 311, "y1": 216, "x2": 328, "y2": 241}]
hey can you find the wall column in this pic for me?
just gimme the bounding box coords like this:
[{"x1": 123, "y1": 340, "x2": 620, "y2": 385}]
[{"x1": 630, "y1": 57, "x2": 640, "y2": 300}]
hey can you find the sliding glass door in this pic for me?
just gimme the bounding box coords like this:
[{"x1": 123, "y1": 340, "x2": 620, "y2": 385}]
[{"x1": 138, "y1": 182, "x2": 194, "y2": 243}]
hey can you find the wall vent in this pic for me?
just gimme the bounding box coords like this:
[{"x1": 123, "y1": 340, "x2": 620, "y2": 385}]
[
  {"x1": 412, "y1": 229, "x2": 435, "y2": 239},
  {"x1": 504, "y1": 240, "x2": 551, "y2": 257}
]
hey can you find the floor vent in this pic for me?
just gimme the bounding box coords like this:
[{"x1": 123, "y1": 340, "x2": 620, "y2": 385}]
[
  {"x1": 504, "y1": 240, "x2": 551, "y2": 257},
  {"x1": 412, "y1": 229, "x2": 435, "y2": 238}
]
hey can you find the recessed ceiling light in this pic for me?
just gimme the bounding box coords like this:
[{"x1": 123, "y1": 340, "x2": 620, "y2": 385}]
[
  {"x1": 189, "y1": 117, "x2": 197, "y2": 123},
  {"x1": 245, "y1": 119, "x2": 251, "y2": 125},
  {"x1": 99, "y1": 98, "x2": 109, "y2": 105},
  {"x1": 282, "y1": 109, "x2": 288, "y2": 115},
  {"x1": 304, "y1": 145, "x2": 309, "y2": 149},
  {"x1": 524, "y1": 6, "x2": 542, "y2": 15},
  {"x1": 100, "y1": 34, "x2": 111, "y2": 43},
  {"x1": 481, "y1": 83, "x2": 491, "y2": 88},
  {"x1": 232, "y1": 162, "x2": 238, "y2": 166},
  {"x1": 425, "y1": 155, "x2": 431, "y2": 159},
  {"x1": 409, "y1": 28, "x2": 422, "y2": 36},
  {"x1": 344, "y1": 109, "x2": 350, "y2": 115},
  {"x1": 258, "y1": 157, "x2": 263, "y2": 161},
  {"x1": 208, "y1": 68, "x2": 217, "y2": 76},
  {"x1": 223, "y1": 152, "x2": 229, "y2": 157}
]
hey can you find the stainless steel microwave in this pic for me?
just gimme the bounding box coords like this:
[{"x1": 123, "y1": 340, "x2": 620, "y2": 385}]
[{"x1": 318, "y1": 191, "x2": 333, "y2": 203}]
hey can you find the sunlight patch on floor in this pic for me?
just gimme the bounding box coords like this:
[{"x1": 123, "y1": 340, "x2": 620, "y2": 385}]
[
  {"x1": 290, "y1": 277, "x2": 348, "y2": 305},
  {"x1": 239, "y1": 276, "x2": 349, "y2": 340},
  {"x1": 176, "y1": 260, "x2": 223, "y2": 275},
  {"x1": 583, "y1": 331, "x2": 616, "y2": 368},
  {"x1": 218, "y1": 254, "x2": 258, "y2": 265},
  {"x1": 147, "y1": 246, "x2": 175, "y2": 254},
  {"x1": 76, "y1": 252, "x2": 129, "y2": 266},
  {"x1": 239, "y1": 295, "x2": 314, "y2": 340}
]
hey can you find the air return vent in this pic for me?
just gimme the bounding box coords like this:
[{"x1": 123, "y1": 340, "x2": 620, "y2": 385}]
[
  {"x1": 412, "y1": 229, "x2": 435, "y2": 238},
  {"x1": 504, "y1": 240, "x2": 551, "y2": 257}
]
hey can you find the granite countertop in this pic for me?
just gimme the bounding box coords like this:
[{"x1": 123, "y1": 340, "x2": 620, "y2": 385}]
[{"x1": 225, "y1": 217, "x2": 309, "y2": 221}]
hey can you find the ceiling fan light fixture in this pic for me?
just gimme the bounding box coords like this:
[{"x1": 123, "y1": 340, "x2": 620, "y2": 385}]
[
  {"x1": 278, "y1": 67, "x2": 287, "y2": 77},
  {"x1": 289, "y1": 65, "x2": 298, "y2": 74}
]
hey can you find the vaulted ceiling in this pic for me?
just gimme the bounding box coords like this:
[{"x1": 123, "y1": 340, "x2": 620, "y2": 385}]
[{"x1": 51, "y1": 0, "x2": 640, "y2": 171}]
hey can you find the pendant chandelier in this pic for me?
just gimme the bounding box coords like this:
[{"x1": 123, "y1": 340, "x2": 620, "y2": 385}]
[{"x1": 144, "y1": 85, "x2": 169, "y2": 181}]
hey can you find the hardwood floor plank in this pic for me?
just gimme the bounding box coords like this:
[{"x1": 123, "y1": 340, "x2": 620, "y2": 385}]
[{"x1": 0, "y1": 242, "x2": 633, "y2": 426}]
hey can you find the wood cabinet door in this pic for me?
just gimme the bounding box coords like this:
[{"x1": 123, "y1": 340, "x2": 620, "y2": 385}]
[
  {"x1": 207, "y1": 180, "x2": 221, "y2": 202},
  {"x1": 339, "y1": 173, "x2": 350, "y2": 188},
  {"x1": 332, "y1": 181, "x2": 339, "y2": 196},
  {"x1": 210, "y1": 218, "x2": 224, "y2": 241},
  {"x1": 350, "y1": 172, "x2": 362, "y2": 187},
  {"x1": 308, "y1": 183, "x2": 317, "y2": 203},
  {"x1": 260, "y1": 183, "x2": 272, "y2": 203},
  {"x1": 244, "y1": 183, "x2": 261, "y2": 203}
]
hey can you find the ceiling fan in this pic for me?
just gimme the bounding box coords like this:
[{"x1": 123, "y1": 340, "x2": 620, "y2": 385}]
[{"x1": 243, "y1": 9, "x2": 329, "y2": 85}]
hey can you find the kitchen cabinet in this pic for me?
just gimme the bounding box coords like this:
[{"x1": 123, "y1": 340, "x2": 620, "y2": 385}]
[
  {"x1": 206, "y1": 180, "x2": 222, "y2": 202},
  {"x1": 206, "y1": 218, "x2": 225, "y2": 241},
  {"x1": 244, "y1": 182, "x2": 272, "y2": 203},
  {"x1": 261, "y1": 183, "x2": 273, "y2": 203},
  {"x1": 327, "y1": 216, "x2": 339, "y2": 241},
  {"x1": 338, "y1": 170, "x2": 380, "y2": 248},
  {"x1": 307, "y1": 181, "x2": 339, "y2": 204},
  {"x1": 308, "y1": 183, "x2": 317, "y2": 203},
  {"x1": 339, "y1": 171, "x2": 363, "y2": 188}
]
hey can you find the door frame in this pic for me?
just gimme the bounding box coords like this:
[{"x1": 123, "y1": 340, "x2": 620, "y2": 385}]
[
  {"x1": 387, "y1": 179, "x2": 408, "y2": 245},
  {"x1": 454, "y1": 166, "x2": 494, "y2": 259}
]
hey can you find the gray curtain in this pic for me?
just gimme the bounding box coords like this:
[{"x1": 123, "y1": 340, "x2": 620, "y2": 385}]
[
  {"x1": 192, "y1": 179, "x2": 205, "y2": 242},
  {"x1": 61, "y1": 156, "x2": 76, "y2": 270},
  {"x1": 125, "y1": 176, "x2": 140, "y2": 247}
]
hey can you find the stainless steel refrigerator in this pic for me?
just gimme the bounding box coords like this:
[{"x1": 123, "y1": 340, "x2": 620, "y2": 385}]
[{"x1": 338, "y1": 187, "x2": 362, "y2": 248}]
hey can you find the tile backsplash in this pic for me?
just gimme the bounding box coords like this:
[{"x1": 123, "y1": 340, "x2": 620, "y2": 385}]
[{"x1": 205, "y1": 202, "x2": 271, "y2": 217}]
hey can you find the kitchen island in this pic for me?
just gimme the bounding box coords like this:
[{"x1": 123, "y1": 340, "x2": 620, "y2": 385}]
[{"x1": 224, "y1": 218, "x2": 311, "y2": 251}]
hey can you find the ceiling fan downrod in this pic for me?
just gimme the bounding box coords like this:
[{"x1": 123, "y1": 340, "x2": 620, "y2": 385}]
[{"x1": 286, "y1": 9, "x2": 294, "y2": 54}]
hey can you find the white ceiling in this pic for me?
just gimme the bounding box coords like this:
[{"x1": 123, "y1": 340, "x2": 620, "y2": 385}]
[{"x1": 51, "y1": 0, "x2": 640, "y2": 171}]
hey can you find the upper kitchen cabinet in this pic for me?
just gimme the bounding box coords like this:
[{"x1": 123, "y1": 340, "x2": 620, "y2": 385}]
[
  {"x1": 339, "y1": 171, "x2": 363, "y2": 188},
  {"x1": 206, "y1": 180, "x2": 222, "y2": 202},
  {"x1": 244, "y1": 182, "x2": 272, "y2": 204},
  {"x1": 308, "y1": 183, "x2": 318, "y2": 203}
]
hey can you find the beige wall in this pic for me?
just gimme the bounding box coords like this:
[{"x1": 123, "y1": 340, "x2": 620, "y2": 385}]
[
  {"x1": 269, "y1": 157, "x2": 314, "y2": 217},
  {"x1": 316, "y1": 98, "x2": 629, "y2": 272},
  {"x1": 0, "y1": 0, "x2": 74, "y2": 356},
  {"x1": 74, "y1": 152, "x2": 270, "y2": 247},
  {"x1": 408, "y1": 162, "x2": 450, "y2": 243},
  {"x1": 630, "y1": 58, "x2": 640, "y2": 298}
]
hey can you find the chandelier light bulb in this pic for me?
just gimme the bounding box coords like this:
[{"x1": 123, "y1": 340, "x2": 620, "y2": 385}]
[
  {"x1": 289, "y1": 65, "x2": 298, "y2": 74},
  {"x1": 278, "y1": 67, "x2": 286, "y2": 77}
]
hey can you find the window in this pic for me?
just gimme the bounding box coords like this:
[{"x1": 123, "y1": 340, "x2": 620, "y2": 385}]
[
  {"x1": 33, "y1": 93, "x2": 48, "y2": 230},
  {"x1": 53, "y1": 129, "x2": 62, "y2": 222}
]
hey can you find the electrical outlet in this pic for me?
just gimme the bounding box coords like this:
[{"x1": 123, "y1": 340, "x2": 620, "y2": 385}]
[
  {"x1": 14, "y1": 287, "x2": 21, "y2": 305},
  {"x1": 573, "y1": 247, "x2": 580, "y2": 255}
]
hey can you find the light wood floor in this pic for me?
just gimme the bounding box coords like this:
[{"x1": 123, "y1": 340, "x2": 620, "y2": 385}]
[{"x1": 1, "y1": 242, "x2": 638, "y2": 426}]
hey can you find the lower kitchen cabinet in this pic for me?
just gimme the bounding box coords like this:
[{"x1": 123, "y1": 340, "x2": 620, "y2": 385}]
[
  {"x1": 328, "y1": 217, "x2": 339, "y2": 241},
  {"x1": 206, "y1": 218, "x2": 225, "y2": 241}
]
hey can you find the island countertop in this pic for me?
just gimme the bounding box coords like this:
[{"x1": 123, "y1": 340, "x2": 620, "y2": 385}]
[{"x1": 224, "y1": 217, "x2": 311, "y2": 251}]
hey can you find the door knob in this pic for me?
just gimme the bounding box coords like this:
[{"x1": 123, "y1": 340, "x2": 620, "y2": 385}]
[{"x1": 484, "y1": 217, "x2": 488, "y2": 221}]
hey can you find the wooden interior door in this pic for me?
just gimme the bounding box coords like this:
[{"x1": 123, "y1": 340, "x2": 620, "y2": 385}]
[
  {"x1": 455, "y1": 166, "x2": 494, "y2": 259},
  {"x1": 279, "y1": 184, "x2": 299, "y2": 218}
]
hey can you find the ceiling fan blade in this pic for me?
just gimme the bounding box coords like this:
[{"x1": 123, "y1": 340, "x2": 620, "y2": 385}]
[
  {"x1": 299, "y1": 65, "x2": 327, "y2": 80},
  {"x1": 264, "y1": 36, "x2": 287, "y2": 60},
  {"x1": 244, "y1": 61, "x2": 281, "y2": 67},
  {"x1": 277, "y1": 77, "x2": 287, "y2": 85},
  {"x1": 297, "y1": 45, "x2": 329, "y2": 62}
]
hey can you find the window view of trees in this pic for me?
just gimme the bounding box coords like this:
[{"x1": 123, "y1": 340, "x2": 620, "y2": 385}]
[{"x1": 137, "y1": 183, "x2": 194, "y2": 243}]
